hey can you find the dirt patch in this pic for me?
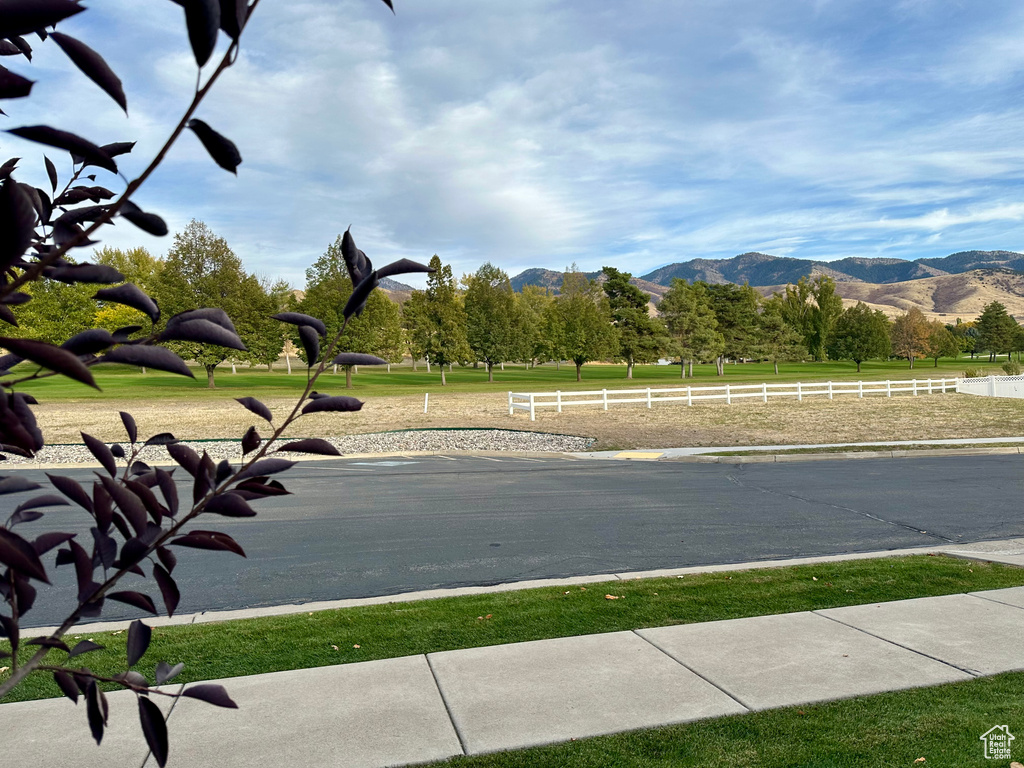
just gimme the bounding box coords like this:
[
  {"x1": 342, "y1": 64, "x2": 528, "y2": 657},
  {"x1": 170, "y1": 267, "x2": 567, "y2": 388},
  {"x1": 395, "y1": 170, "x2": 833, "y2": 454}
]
[{"x1": 34, "y1": 390, "x2": 1024, "y2": 450}]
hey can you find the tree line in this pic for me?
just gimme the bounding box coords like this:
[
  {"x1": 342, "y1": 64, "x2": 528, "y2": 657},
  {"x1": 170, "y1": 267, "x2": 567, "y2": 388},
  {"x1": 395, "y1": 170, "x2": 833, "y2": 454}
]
[{"x1": 14, "y1": 222, "x2": 1024, "y2": 386}]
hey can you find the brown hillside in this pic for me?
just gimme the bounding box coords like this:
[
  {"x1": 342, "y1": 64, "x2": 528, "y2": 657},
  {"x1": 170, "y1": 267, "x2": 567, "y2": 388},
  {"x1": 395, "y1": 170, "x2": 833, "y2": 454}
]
[{"x1": 758, "y1": 269, "x2": 1024, "y2": 322}]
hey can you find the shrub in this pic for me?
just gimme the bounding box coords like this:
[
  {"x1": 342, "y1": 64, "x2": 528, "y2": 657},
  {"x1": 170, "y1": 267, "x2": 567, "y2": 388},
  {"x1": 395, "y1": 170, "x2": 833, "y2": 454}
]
[
  {"x1": 961, "y1": 367, "x2": 987, "y2": 378},
  {"x1": 1001, "y1": 361, "x2": 1021, "y2": 376}
]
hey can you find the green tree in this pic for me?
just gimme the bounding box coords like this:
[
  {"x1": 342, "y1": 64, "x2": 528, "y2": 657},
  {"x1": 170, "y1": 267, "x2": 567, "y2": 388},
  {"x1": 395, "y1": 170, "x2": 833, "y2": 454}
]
[
  {"x1": 544, "y1": 269, "x2": 616, "y2": 381},
  {"x1": 755, "y1": 295, "x2": 806, "y2": 374},
  {"x1": 406, "y1": 255, "x2": 471, "y2": 385},
  {"x1": 828, "y1": 302, "x2": 891, "y2": 373},
  {"x1": 808, "y1": 275, "x2": 844, "y2": 361},
  {"x1": 706, "y1": 282, "x2": 759, "y2": 374},
  {"x1": 891, "y1": 307, "x2": 930, "y2": 369},
  {"x1": 927, "y1": 320, "x2": 961, "y2": 367},
  {"x1": 91, "y1": 247, "x2": 166, "y2": 335},
  {"x1": 657, "y1": 279, "x2": 724, "y2": 378},
  {"x1": 236, "y1": 276, "x2": 284, "y2": 371},
  {"x1": 975, "y1": 301, "x2": 1019, "y2": 362},
  {"x1": 464, "y1": 263, "x2": 520, "y2": 382},
  {"x1": 515, "y1": 285, "x2": 552, "y2": 367},
  {"x1": 154, "y1": 220, "x2": 255, "y2": 388},
  {"x1": 601, "y1": 267, "x2": 667, "y2": 379}
]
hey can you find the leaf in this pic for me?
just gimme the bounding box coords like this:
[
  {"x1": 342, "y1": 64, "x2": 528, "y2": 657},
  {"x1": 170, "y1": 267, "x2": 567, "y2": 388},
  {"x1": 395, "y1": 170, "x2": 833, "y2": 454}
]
[
  {"x1": 167, "y1": 443, "x2": 200, "y2": 476},
  {"x1": 0, "y1": 337, "x2": 98, "y2": 388},
  {"x1": 107, "y1": 591, "x2": 158, "y2": 614},
  {"x1": 97, "y1": 345, "x2": 194, "y2": 378},
  {"x1": 53, "y1": 669, "x2": 79, "y2": 703},
  {"x1": 276, "y1": 439, "x2": 340, "y2": 456},
  {"x1": 235, "y1": 480, "x2": 290, "y2": 498},
  {"x1": 331, "y1": 353, "x2": 387, "y2": 366},
  {"x1": 160, "y1": 318, "x2": 245, "y2": 350},
  {"x1": 15, "y1": 494, "x2": 69, "y2": 515},
  {"x1": 92, "y1": 283, "x2": 160, "y2": 325},
  {"x1": 341, "y1": 227, "x2": 372, "y2": 285},
  {"x1": 235, "y1": 458, "x2": 295, "y2": 482},
  {"x1": 344, "y1": 271, "x2": 379, "y2": 319},
  {"x1": 99, "y1": 475, "x2": 147, "y2": 535},
  {"x1": 117, "y1": 411, "x2": 137, "y2": 444},
  {"x1": 86, "y1": 681, "x2": 107, "y2": 745},
  {"x1": 144, "y1": 433, "x2": 178, "y2": 446},
  {"x1": 219, "y1": 0, "x2": 247, "y2": 38},
  {"x1": 7, "y1": 126, "x2": 116, "y2": 173},
  {"x1": 0, "y1": 0, "x2": 86, "y2": 39},
  {"x1": 81, "y1": 432, "x2": 117, "y2": 477},
  {"x1": 153, "y1": 564, "x2": 180, "y2": 617},
  {"x1": 138, "y1": 696, "x2": 169, "y2": 767},
  {"x1": 8, "y1": 508, "x2": 42, "y2": 525},
  {"x1": 126, "y1": 619, "x2": 151, "y2": 666},
  {"x1": 205, "y1": 492, "x2": 255, "y2": 517},
  {"x1": 301, "y1": 396, "x2": 364, "y2": 415},
  {"x1": 271, "y1": 312, "x2": 326, "y2": 338},
  {"x1": 157, "y1": 545, "x2": 177, "y2": 573},
  {"x1": 155, "y1": 470, "x2": 179, "y2": 517},
  {"x1": 33, "y1": 531, "x2": 75, "y2": 555},
  {"x1": 376, "y1": 258, "x2": 433, "y2": 280},
  {"x1": 187, "y1": 118, "x2": 241, "y2": 173},
  {"x1": 49, "y1": 263, "x2": 125, "y2": 285},
  {"x1": 43, "y1": 156, "x2": 58, "y2": 192},
  {"x1": 101, "y1": 141, "x2": 136, "y2": 158},
  {"x1": 235, "y1": 397, "x2": 272, "y2": 424},
  {"x1": 298, "y1": 325, "x2": 319, "y2": 366},
  {"x1": 69, "y1": 639, "x2": 105, "y2": 658},
  {"x1": 119, "y1": 200, "x2": 168, "y2": 237},
  {"x1": 380, "y1": 0, "x2": 395, "y2": 12},
  {"x1": 25, "y1": 635, "x2": 69, "y2": 651},
  {"x1": 241, "y1": 425, "x2": 260, "y2": 456},
  {"x1": 155, "y1": 661, "x2": 184, "y2": 685},
  {"x1": 91, "y1": 527, "x2": 117, "y2": 569},
  {"x1": 61, "y1": 328, "x2": 115, "y2": 355},
  {"x1": 0, "y1": 475, "x2": 40, "y2": 494},
  {"x1": 0, "y1": 63, "x2": 32, "y2": 100},
  {"x1": 182, "y1": 0, "x2": 220, "y2": 67},
  {"x1": 180, "y1": 683, "x2": 238, "y2": 708},
  {"x1": 47, "y1": 473, "x2": 94, "y2": 512},
  {"x1": 0, "y1": 179, "x2": 35, "y2": 268},
  {"x1": 170, "y1": 530, "x2": 245, "y2": 557},
  {"x1": 0, "y1": 528, "x2": 49, "y2": 582},
  {"x1": 49, "y1": 32, "x2": 126, "y2": 112}
]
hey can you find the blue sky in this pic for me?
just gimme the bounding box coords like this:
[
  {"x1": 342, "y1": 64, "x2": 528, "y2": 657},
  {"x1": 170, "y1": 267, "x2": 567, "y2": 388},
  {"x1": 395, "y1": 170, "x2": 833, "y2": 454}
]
[{"x1": 6, "y1": 0, "x2": 1024, "y2": 288}]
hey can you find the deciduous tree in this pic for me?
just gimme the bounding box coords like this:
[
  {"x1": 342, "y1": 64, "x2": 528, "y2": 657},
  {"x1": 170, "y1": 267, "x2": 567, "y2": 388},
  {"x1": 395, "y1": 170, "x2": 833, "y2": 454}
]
[
  {"x1": 658, "y1": 279, "x2": 723, "y2": 378},
  {"x1": 465, "y1": 263, "x2": 520, "y2": 381},
  {"x1": 828, "y1": 302, "x2": 891, "y2": 373},
  {"x1": 544, "y1": 270, "x2": 616, "y2": 381},
  {"x1": 891, "y1": 307, "x2": 931, "y2": 369},
  {"x1": 755, "y1": 295, "x2": 806, "y2": 374}
]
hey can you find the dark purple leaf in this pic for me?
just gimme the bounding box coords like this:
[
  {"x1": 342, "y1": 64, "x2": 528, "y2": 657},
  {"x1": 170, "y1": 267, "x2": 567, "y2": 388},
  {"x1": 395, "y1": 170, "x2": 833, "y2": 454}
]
[
  {"x1": 97, "y1": 345, "x2": 194, "y2": 377},
  {"x1": 381, "y1": 0, "x2": 395, "y2": 11},
  {"x1": 91, "y1": 526, "x2": 116, "y2": 569},
  {"x1": 344, "y1": 271, "x2": 379, "y2": 319},
  {"x1": 0, "y1": 178, "x2": 35, "y2": 268},
  {"x1": 119, "y1": 200, "x2": 168, "y2": 237},
  {"x1": 93, "y1": 283, "x2": 160, "y2": 324},
  {"x1": 86, "y1": 681, "x2": 106, "y2": 745},
  {"x1": 145, "y1": 433, "x2": 178, "y2": 446},
  {"x1": 0, "y1": 63, "x2": 32, "y2": 98},
  {"x1": 69, "y1": 639, "x2": 105, "y2": 658},
  {"x1": 115, "y1": 670, "x2": 149, "y2": 688},
  {"x1": 111, "y1": 443, "x2": 125, "y2": 459},
  {"x1": 81, "y1": 432, "x2": 116, "y2": 477},
  {"x1": 241, "y1": 425, "x2": 260, "y2": 456},
  {"x1": 155, "y1": 661, "x2": 184, "y2": 685},
  {"x1": 0, "y1": 39, "x2": 22, "y2": 56},
  {"x1": 47, "y1": 473, "x2": 93, "y2": 512},
  {"x1": 215, "y1": 458, "x2": 231, "y2": 484},
  {"x1": 276, "y1": 438, "x2": 340, "y2": 456},
  {"x1": 271, "y1": 312, "x2": 326, "y2": 337},
  {"x1": 376, "y1": 258, "x2": 432, "y2": 280},
  {"x1": 7, "y1": 126, "x2": 116, "y2": 173},
  {"x1": 298, "y1": 325, "x2": 319, "y2": 365},
  {"x1": 13, "y1": 573, "x2": 36, "y2": 612},
  {"x1": 180, "y1": 683, "x2": 238, "y2": 708},
  {"x1": 124, "y1": 478, "x2": 166, "y2": 524},
  {"x1": 118, "y1": 537, "x2": 148, "y2": 568},
  {"x1": 107, "y1": 590, "x2": 158, "y2": 614},
  {"x1": 8, "y1": 508, "x2": 42, "y2": 525},
  {"x1": 62, "y1": 328, "x2": 114, "y2": 355},
  {"x1": 156, "y1": 545, "x2": 177, "y2": 573},
  {"x1": 166, "y1": 307, "x2": 238, "y2": 334},
  {"x1": 160, "y1": 318, "x2": 246, "y2": 350},
  {"x1": 14, "y1": 494, "x2": 69, "y2": 514},
  {"x1": 53, "y1": 670, "x2": 79, "y2": 703},
  {"x1": 126, "y1": 619, "x2": 151, "y2": 667},
  {"x1": 0, "y1": 474, "x2": 40, "y2": 494},
  {"x1": 331, "y1": 353, "x2": 387, "y2": 366},
  {"x1": 182, "y1": 0, "x2": 220, "y2": 67},
  {"x1": 187, "y1": 118, "x2": 240, "y2": 173},
  {"x1": 0, "y1": 527, "x2": 49, "y2": 582},
  {"x1": 153, "y1": 564, "x2": 180, "y2": 617},
  {"x1": 0, "y1": 0, "x2": 85, "y2": 39},
  {"x1": 44, "y1": 156, "x2": 57, "y2": 191},
  {"x1": 99, "y1": 475, "x2": 147, "y2": 535},
  {"x1": 170, "y1": 530, "x2": 245, "y2": 557},
  {"x1": 33, "y1": 530, "x2": 74, "y2": 555},
  {"x1": 205, "y1": 492, "x2": 255, "y2": 517},
  {"x1": 235, "y1": 458, "x2": 295, "y2": 482},
  {"x1": 26, "y1": 635, "x2": 69, "y2": 652},
  {"x1": 50, "y1": 263, "x2": 125, "y2": 284},
  {"x1": 8, "y1": 35, "x2": 31, "y2": 59},
  {"x1": 100, "y1": 141, "x2": 135, "y2": 158},
  {"x1": 301, "y1": 396, "x2": 364, "y2": 415},
  {"x1": 219, "y1": 0, "x2": 247, "y2": 38},
  {"x1": 236, "y1": 396, "x2": 272, "y2": 423},
  {"x1": 167, "y1": 442, "x2": 200, "y2": 477},
  {"x1": 49, "y1": 32, "x2": 126, "y2": 112},
  {"x1": 341, "y1": 227, "x2": 372, "y2": 285},
  {"x1": 93, "y1": 484, "x2": 112, "y2": 531},
  {"x1": 0, "y1": 336, "x2": 98, "y2": 388},
  {"x1": 69, "y1": 539, "x2": 96, "y2": 601},
  {"x1": 235, "y1": 480, "x2": 290, "y2": 498},
  {"x1": 119, "y1": 411, "x2": 137, "y2": 444},
  {"x1": 138, "y1": 696, "x2": 169, "y2": 767},
  {"x1": 155, "y1": 470, "x2": 178, "y2": 517}
]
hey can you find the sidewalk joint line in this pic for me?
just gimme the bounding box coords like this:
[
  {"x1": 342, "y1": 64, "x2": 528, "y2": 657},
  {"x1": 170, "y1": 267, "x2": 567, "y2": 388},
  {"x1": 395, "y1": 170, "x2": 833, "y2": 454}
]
[
  {"x1": 811, "y1": 610, "x2": 980, "y2": 677},
  {"x1": 630, "y1": 629, "x2": 753, "y2": 712},
  {"x1": 964, "y1": 592, "x2": 1024, "y2": 611},
  {"x1": 425, "y1": 654, "x2": 469, "y2": 757}
]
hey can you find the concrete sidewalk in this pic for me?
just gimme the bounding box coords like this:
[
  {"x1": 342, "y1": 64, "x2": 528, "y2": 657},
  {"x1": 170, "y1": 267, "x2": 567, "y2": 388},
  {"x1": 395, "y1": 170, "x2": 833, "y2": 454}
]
[{"x1": 4, "y1": 561, "x2": 1024, "y2": 767}]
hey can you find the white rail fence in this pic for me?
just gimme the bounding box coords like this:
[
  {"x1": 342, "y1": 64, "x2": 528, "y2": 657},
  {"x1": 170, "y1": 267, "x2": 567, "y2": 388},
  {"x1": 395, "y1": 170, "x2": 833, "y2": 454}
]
[
  {"x1": 956, "y1": 375, "x2": 1024, "y2": 399},
  {"x1": 508, "y1": 378, "x2": 958, "y2": 420}
]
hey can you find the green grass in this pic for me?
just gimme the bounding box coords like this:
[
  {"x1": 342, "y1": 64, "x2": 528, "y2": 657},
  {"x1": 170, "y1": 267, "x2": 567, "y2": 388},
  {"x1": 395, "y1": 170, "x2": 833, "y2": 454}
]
[
  {"x1": 423, "y1": 671, "x2": 1024, "y2": 767},
  {"x1": 6, "y1": 356, "x2": 982, "y2": 402},
  {"x1": 3, "y1": 555, "x2": 1022, "y2": 704},
  {"x1": 707, "y1": 443, "x2": 1024, "y2": 456}
]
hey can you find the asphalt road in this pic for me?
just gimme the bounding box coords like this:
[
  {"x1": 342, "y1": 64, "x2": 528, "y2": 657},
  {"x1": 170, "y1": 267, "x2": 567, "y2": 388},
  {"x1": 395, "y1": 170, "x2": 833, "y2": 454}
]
[{"x1": 13, "y1": 453, "x2": 1024, "y2": 627}]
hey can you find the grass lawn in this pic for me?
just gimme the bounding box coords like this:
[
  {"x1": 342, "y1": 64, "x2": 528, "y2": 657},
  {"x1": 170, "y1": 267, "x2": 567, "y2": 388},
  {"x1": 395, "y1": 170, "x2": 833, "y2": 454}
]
[
  {"x1": 3, "y1": 555, "x2": 1022, "y2": 704},
  {"x1": 8, "y1": 356, "x2": 983, "y2": 403},
  {"x1": 423, "y1": 671, "x2": 1024, "y2": 767}
]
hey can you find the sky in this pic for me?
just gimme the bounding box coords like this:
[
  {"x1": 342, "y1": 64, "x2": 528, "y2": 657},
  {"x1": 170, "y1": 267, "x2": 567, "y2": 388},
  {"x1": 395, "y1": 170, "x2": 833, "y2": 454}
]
[{"x1": 6, "y1": 0, "x2": 1024, "y2": 289}]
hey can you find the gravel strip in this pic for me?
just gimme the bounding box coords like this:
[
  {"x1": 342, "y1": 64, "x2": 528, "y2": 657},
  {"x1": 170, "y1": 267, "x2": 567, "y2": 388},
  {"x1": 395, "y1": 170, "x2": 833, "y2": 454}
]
[{"x1": 1, "y1": 430, "x2": 595, "y2": 466}]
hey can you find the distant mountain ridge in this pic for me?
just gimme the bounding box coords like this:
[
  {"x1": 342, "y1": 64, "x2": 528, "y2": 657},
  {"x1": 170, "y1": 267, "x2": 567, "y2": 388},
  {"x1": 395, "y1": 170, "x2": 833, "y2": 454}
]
[{"x1": 510, "y1": 250, "x2": 1024, "y2": 293}]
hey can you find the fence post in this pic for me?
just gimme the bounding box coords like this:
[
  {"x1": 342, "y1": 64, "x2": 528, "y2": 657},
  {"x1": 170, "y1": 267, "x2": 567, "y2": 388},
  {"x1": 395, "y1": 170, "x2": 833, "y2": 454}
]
[
  {"x1": 762, "y1": 382, "x2": 767, "y2": 403},
  {"x1": 828, "y1": 381, "x2": 833, "y2": 400},
  {"x1": 859, "y1": 381, "x2": 864, "y2": 398},
  {"x1": 927, "y1": 379, "x2": 933, "y2": 394},
  {"x1": 990, "y1": 376, "x2": 997, "y2": 397},
  {"x1": 797, "y1": 382, "x2": 802, "y2": 402},
  {"x1": 726, "y1": 384, "x2": 731, "y2": 405},
  {"x1": 424, "y1": 393, "x2": 429, "y2": 413},
  {"x1": 508, "y1": 392, "x2": 513, "y2": 416},
  {"x1": 530, "y1": 394, "x2": 536, "y2": 421},
  {"x1": 556, "y1": 390, "x2": 562, "y2": 413},
  {"x1": 687, "y1": 386, "x2": 692, "y2": 406},
  {"x1": 886, "y1": 380, "x2": 890, "y2": 397},
  {"x1": 646, "y1": 388, "x2": 652, "y2": 408},
  {"x1": 602, "y1": 389, "x2": 608, "y2": 411},
  {"x1": 912, "y1": 379, "x2": 917, "y2": 396}
]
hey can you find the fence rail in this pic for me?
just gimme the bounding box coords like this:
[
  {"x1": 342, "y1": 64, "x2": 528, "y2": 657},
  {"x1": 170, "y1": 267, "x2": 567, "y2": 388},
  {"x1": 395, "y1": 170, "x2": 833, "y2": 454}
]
[
  {"x1": 957, "y1": 375, "x2": 1024, "y2": 399},
  {"x1": 508, "y1": 378, "x2": 958, "y2": 420}
]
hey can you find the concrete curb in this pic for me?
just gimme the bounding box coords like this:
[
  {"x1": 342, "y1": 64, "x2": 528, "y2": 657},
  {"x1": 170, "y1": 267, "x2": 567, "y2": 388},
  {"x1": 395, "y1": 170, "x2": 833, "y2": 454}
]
[{"x1": 663, "y1": 446, "x2": 1024, "y2": 464}]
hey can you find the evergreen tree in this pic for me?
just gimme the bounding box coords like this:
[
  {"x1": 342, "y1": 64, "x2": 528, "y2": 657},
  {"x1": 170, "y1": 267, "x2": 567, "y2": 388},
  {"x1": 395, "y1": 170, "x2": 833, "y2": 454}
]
[
  {"x1": 975, "y1": 301, "x2": 1019, "y2": 362},
  {"x1": 755, "y1": 295, "x2": 806, "y2": 374},
  {"x1": 601, "y1": 267, "x2": 667, "y2": 379},
  {"x1": 464, "y1": 263, "x2": 520, "y2": 382},
  {"x1": 707, "y1": 282, "x2": 760, "y2": 374},
  {"x1": 544, "y1": 270, "x2": 616, "y2": 381},
  {"x1": 808, "y1": 275, "x2": 844, "y2": 361},
  {"x1": 891, "y1": 307, "x2": 930, "y2": 369},
  {"x1": 658, "y1": 279, "x2": 724, "y2": 378},
  {"x1": 405, "y1": 255, "x2": 470, "y2": 385},
  {"x1": 828, "y1": 302, "x2": 891, "y2": 373}
]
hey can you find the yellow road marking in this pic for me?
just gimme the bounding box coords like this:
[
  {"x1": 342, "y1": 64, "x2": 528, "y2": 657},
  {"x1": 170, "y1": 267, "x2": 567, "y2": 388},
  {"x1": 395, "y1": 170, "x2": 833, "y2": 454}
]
[{"x1": 615, "y1": 451, "x2": 664, "y2": 460}]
